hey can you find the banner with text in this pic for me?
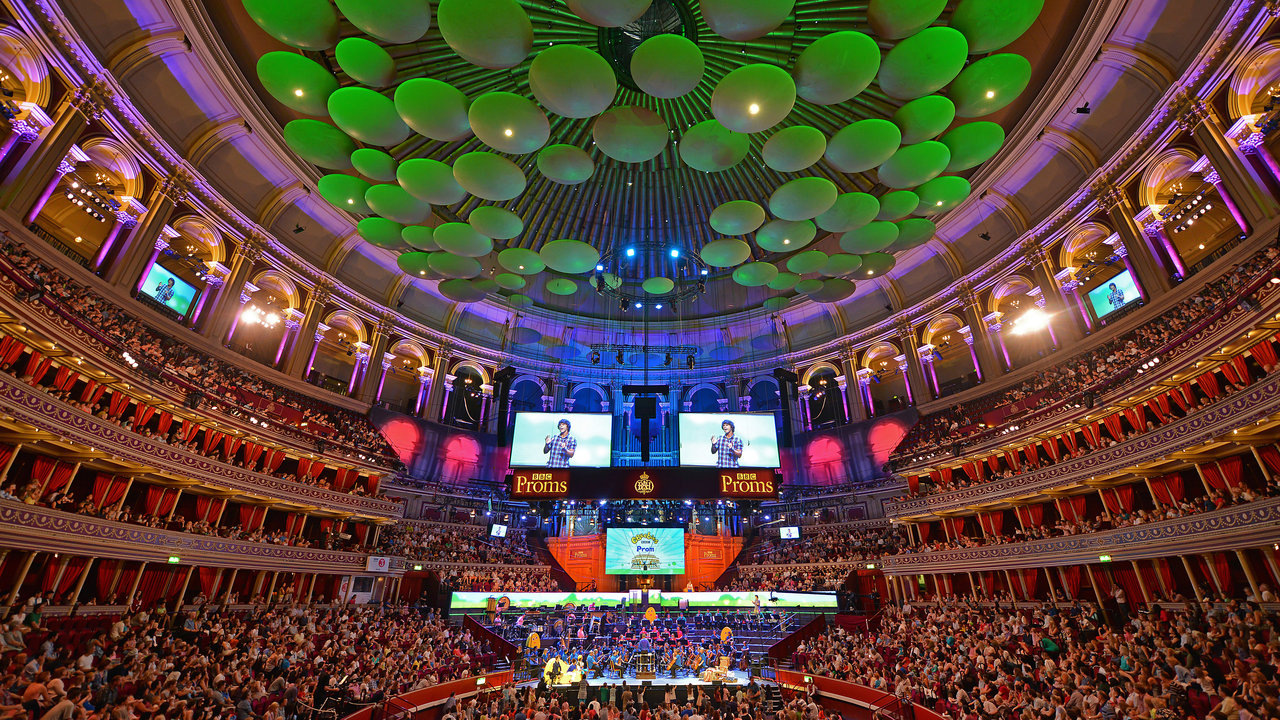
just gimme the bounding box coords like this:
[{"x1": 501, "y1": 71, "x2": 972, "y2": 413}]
[{"x1": 507, "y1": 467, "x2": 780, "y2": 500}]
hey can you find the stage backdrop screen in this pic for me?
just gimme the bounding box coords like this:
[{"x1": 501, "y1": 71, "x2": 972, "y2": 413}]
[
  {"x1": 780, "y1": 526, "x2": 800, "y2": 540},
  {"x1": 510, "y1": 412, "x2": 612, "y2": 467},
  {"x1": 140, "y1": 264, "x2": 199, "y2": 316},
  {"x1": 605, "y1": 527, "x2": 686, "y2": 575},
  {"x1": 1086, "y1": 269, "x2": 1141, "y2": 320},
  {"x1": 678, "y1": 413, "x2": 781, "y2": 468}
]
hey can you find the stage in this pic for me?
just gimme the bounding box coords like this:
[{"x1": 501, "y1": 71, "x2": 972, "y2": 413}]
[{"x1": 543, "y1": 670, "x2": 754, "y2": 688}]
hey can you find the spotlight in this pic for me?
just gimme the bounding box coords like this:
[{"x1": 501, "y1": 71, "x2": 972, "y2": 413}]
[
  {"x1": 700, "y1": 269, "x2": 708, "y2": 276},
  {"x1": 979, "y1": 232, "x2": 991, "y2": 241},
  {"x1": 596, "y1": 264, "x2": 604, "y2": 272},
  {"x1": 626, "y1": 247, "x2": 636, "y2": 258},
  {"x1": 396, "y1": 300, "x2": 404, "y2": 308},
  {"x1": 634, "y1": 302, "x2": 642, "y2": 309},
  {"x1": 670, "y1": 249, "x2": 679, "y2": 258},
  {"x1": 1075, "y1": 101, "x2": 1091, "y2": 114},
  {"x1": 293, "y1": 224, "x2": 305, "y2": 234}
]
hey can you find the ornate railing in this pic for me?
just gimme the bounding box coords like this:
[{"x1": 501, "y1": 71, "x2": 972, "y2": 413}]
[
  {"x1": 0, "y1": 373, "x2": 401, "y2": 518},
  {"x1": 887, "y1": 371, "x2": 1280, "y2": 517},
  {"x1": 880, "y1": 497, "x2": 1280, "y2": 574},
  {"x1": 0, "y1": 500, "x2": 394, "y2": 573}
]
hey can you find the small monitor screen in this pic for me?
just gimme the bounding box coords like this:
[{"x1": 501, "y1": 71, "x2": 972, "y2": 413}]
[
  {"x1": 780, "y1": 526, "x2": 800, "y2": 540},
  {"x1": 490, "y1": 524, "x2": 508, "y2": 538},
  {"x1": 1086, "y1": 269, "x2": 1141, "y2": 320},
  {"x1": 510, "y1": 412, "x2": 613, "y2": 467},
  {"x1": 678, "y1": 413, "x2": 781, "y2": 468},
  {"x1": 140, "y1": 264, "x2": 200, "y2": 316},
  {"x1": 605, "y1": 527, "x2": 686, "y2": 575}
]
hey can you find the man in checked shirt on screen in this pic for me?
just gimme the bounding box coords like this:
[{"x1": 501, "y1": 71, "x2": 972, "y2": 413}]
[
  {"x1": 543, "y1": 418, "x2": 577, "y2": 467},
  {"x1": 711, "y1": 419, "x2": 744, "y2": 468}
]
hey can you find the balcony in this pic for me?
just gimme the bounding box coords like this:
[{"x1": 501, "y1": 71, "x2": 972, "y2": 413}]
[
  {"x1": 0, "y1": 372, "x2": 401, "y2": 519},
  {"x1": 880, "y1": 496, "x2": 1280, "y2": 575},
  {"x1": 0, "y1": 499, "x2": 390, "y2": 574},
  {"x1": 886, "y1": 370, "x2": 1280, "y2": 518}
]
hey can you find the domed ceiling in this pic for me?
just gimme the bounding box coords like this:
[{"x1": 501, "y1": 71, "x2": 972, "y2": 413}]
[{"x1": 218, "y1": 0, "x2": 1072, "y2": 322}]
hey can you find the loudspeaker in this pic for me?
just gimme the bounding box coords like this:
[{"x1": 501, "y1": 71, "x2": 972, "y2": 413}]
[
  {"x1": 1083, "y1": 392, "x2": 1095, "y2": 409},
  {"x1": 635, "y1": 397, "x2": 657, "y2": 419}
]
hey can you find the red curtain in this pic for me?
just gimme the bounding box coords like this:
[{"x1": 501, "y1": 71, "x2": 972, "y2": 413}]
[
  {"x1": 1150, "y1": 474, "x2": 1184, "y2": 505},
  {"x1": 132, "y1": 404, "x2": 156, "y2": 429},
  {"x1": 1060, "y1": 567, "x2": 1082, "y2": 599},
  {"x1": 156, "y1": 411, "x2": 173, "y2": 436},
  {"x1": 51, "y1": 366, "x2": 76, "y2": 391},
  {"x1": 918, "y1": 523, "x2": 931, "y2": 542},
  {"x1": 1147, "y1": 395, "x2": 1170, "y2": 423},
  {"x1": 1114, "y1": 565, "x2": 1145, "y2": 604},
  {"x1": 202, "y1": 431, "x2": 224, "y2": 455},
  {"x1": 1102, "y1": 414, "x2": 1124, "y2": 441},
  {"x1": 243, "y1": 443, "x2": 264, "y2": 469},
  {"x1": 1022, "y1": 445, "x2": 1039, "y2": 468},
  {"x1": 1154, "y1": 558, "x2": 1174, "y2": 596},
  {"x1": 986, "y1": 455, "x2": 1000, "y2": 473},
  {"x1": 1139, "y1": 561, "x2": 1164, "y2": 601},
  {"x1": 31, "y1": 455, "x2": 57, "y2": 489},
  {"x1": 1259, "y1": 445, "x2": 1280, "y2": 477},
  {"x1": 223, "y1": 437, "x2": 243, "y2": 461},
  {"x1": 1015, "y1": 504, "x2": 1043, "y2": 528},
  {"x1": 1089, "y1": 566, "x2": 1112, "y2": 594},
  {"x1": 199, "y1": 567, "x2": 222, "y2": 596},
  {"x1": 136, "y1": 566, "x2": 175, "y2": 608},
  {"x1": 239, "y1": 506, "x2": 267, "y2": 531},
  {"x1": 1059, "y1": 430, "x2": 1078, "y2": 453},
  {"x1": 946, "y1": 518, "x2": 965, "y2": 538},
  {"x1": 353, "y1": 523, "x2": 368, "y2": 544},
  {"x1": 310, "y1": 461, "x2": 326, "y2": 478},
  {"x1": 108, "y1": 391, "x2": 131, "y2": 419},
  {"x1": 1197, "y1": 372, "x2": 1220, "y2": 399},
  {"x1": 43, "y1": 461, "x2": 76, "y2": 497},
  {"x1": 1218, "y1": 456, "x2": 1244, "y2": 488},
  {"x1": 145, "y1": 487, "x2": 179, "y2": 517},
  {"x1": 964, "y1": 462, "x2": 983, "y2": 483},
  {"x1": 268, "y1": 450, "x2": 286, "y2": 473},
  {"x1": 0, "y1": 444, "x2": 12, "y2": 474},
  {"x1": 1019, "y1": 569, "x2": 1040, "y2": 598},
  {"x1": 92, "y1": 473, "x2": 129, "y2": 509},
  {"x1": 1169, "y1": 387, "x2": 1188, "y2": 412},
  {"x1": 1229, "y1": 356, "x2": 1251, "y2": 385},
  {"x1": 978, "y1": 511, "x2": 1004, "y2": 536},
  {"x1": 0, "y1": 337, "x2": 25, "y2": 366},
  {"x1": 1250, "y1": 339, "x2": 1278, "y2": 369},
  {"x1": 1123, "y1": 405, "x2": 1146, "y2": 432},
  {"x1": 368, "y1": 475, "x2": 381, "y2": 495},
  {"x1": 1057, "y1": 496, "x2": 1086, "y2": 522},
  {"x1": 1201, "y1": 463, "x2": 1226, "y2": 490},
  {"x1": 1100, "y1": 487, "x2": 1134, "y2": 513},
  {"x1": 1082, "y1": 422, "x2": 1101, "y2": 446},
  {"x1": 1003, "y1": 450, "x2": 1020, "y2": 471},
  {"x1": 908, "y1": 475, "x2": 920, "y2": 495},
  {"x1": 1040, "y1": 437, "x2": 1060, "y2": 462},
  {"x1": 296, "y1": 457, "x2": 311, "y2": 479}
]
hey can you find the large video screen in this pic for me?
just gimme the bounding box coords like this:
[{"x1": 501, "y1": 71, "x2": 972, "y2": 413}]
[
  {"x1": 1086, "y1": 269, "x2": 1141, "y2": 320},
  {"x1": 510, "y1": 412, "x2": 612, "y2": 467},
  {"x1": 678, "y1": 413, "x2": 781, "y2": 468},
  {"x1": 605, "y1": 527, "x2": 686, "y2": 575},
  {"x1": 140, "y1": 264, "x2": 200, "y2": 316}
]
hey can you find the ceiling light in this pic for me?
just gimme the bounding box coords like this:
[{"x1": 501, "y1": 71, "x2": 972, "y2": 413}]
[
  {"x1": 670, "y1": 248, "x2": 679, "y2": 258},
  {"x1": 518, "y1": 265, "x2": 525, "y2": 270},
  {"x1": 655, "y1": 304, "x2": 663, "y2": 309},
  {"x1": 504, "y1": 128, "x2": 513, "y2": 137},
  {"x1": 985, "y1": 90, "x2": 995, "y2": 99},
  {"x1": 626, "y1": 247, "x2": 636, "y2": 257},
  {"x1": 700, "y1": 269, "x2": 708, "y2": 276},
  {"x1": 595, "y1": 264, "x2": 604, "y2": 271},
  {"x1": 748, "y1": 103, "x2": 760, "y2": 115},
  {"x1": 294, "y1": 89, "x2": 304, "y2": 97},
  {"x1": 347, "y1": 198, "x2": 354, "y2": 204},
  {"x1": 782, "y1": 238, "x2": 791, "y2": 245},
  {"x1": 935, "y1": 201, "x2": 943, "y2": 206},
  {"x1": 634, "y1": 302, "x2": 642, "y2": 309},
  {"x1": 867, "y1": 270, "x2": 874, "y2": 276},
  {"x1": 1012, "y1": 308, "x2": 1049, "y2": 335}
]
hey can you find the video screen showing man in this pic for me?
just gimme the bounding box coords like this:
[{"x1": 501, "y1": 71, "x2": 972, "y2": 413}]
[
  {"x1": 543, "y1": 418, "x2": 577, "y2": 468},
  {"x1": 1107, "y1": 281, "x2": 1125, "y2": 310},
  {"x1": 711, "y1": 419, "x2": 744, "y2": 468},
  {"x1": 154, "y1": 277, "x2": 176, "y2": 304}
]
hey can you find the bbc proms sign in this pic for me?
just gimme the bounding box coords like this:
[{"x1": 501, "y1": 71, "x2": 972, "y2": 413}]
[
  {"x1": 507, "y1": 467, "x2": 781, "y2": 500},
  {"x1": 365, "y1": 556, "x2": 392, "y2": 573}
]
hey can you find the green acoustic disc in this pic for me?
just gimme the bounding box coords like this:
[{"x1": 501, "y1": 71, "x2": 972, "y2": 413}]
[
  {"x1": 453, "y1": 152, "x2": 527, "y2": 201},
  {"x1": 546, "y1": 278, "x2": 580, "y2": 296},
  {"x1": 839, "y1": 221, "x2": 898, "y2": 253},
  {"x1": 318, "y1": 174, "x2": 373, "y2": 213},
  {"x1": 394, "y1": 79, "x2": 472, "y2": 142},
  {"x1": 940, "y1": 121, "x2": 1005, "y2": 171},
  {"x1": 808, "y1": 278, "x2": 856, "y2": 303},
  {"x1": 428, "y1": 252, "x2": 483, "y2": 279},
  {"x1": 434, "y1": 223, "x2": 493, "y2": 257},
  {"x1": 701, "y1": 0, "x2": 794, "y2": 41},
  {"x1": 892, "y1": 95, "x2": 956, "y2": 144},
  {"x1": 877, "y1": 190, "x2": 920, "y2": 221},
  {"x1": 793, "y1": 31, "x2": 880, "y2": 105},
  {"x1": 949, "y1": 53, "x2": 1032, "y2": 117},
  {"x1": 495, "y1": 273, "x2": 526, "y2": 290},
  {"x1": 498, "y1": 248, "x2": 544, "y2": 274},
  {"x1": 358, "y1": 217, "x2": 405, "y2": 248},
  {"x1": 402, "y1": 225, "x2": 439, "y2": 251},
  {"x1": 894, "y1": 217, "x2": 936, "y2": 250},
  {"x1": 537, "y1": 145, "x2": 595, "y2": 185},
  {"x1": 642, "y1": 277, "x2": 675, "y2": 294},
  {"x1": 787, "y1": 251, "x2": 828, "y2": 275},
  {"x1": 732, "y1": 261, "x2": 779, "y2": 287},
  {"x1": 680, "y1": 119, "x2": 749, "y2": 173},
  {"x1": 540, "y1": 239, "x2": 600, "y2": 274},
  {"x1": 822, "y1": 254, "x2": 864, "y2": 278},
  {"x1": 335, "y1": 0, "x2": 432, "y2": 44},
  {"x1": 437, "y1": 0, "x2": 533, "y2": 70},
  {"x1": 365, "y1": 183, "x2": 431, "y2": 224},
  {"x1": 283, "y1": 120, "x2": 356, "y2": 169},
  {"x1": 351, "y1": 148, "x2": 398, "y2": 182},
  {"x1": 877, "y1": 141, "x2": 951, "y2": 189},
  {"x1": 951, "y1": 0, "x2": 1044, "y2": 54},
  {"x1": 507, "y1": 293, "x2": 534, "y2": 308},
  {"x1": 860, "y1": 252, "x2": 897, "y2": 277},
  {"x1": 335, "y1": 37, "x2": 396, "y2": 88},
  {"x1": 596, "y1": 271, "x2": 623, "y2": 289},
  {"x1": 762, "y1": 126, "x2": 827, "y2": 173},
  {"x1": 630, "y1": 34, "x2": 704, "y2": 99},
  {"x1": 438, "y1": 278, "x2": 490, "y2": 303},
  {"x1": 915, "y1": 176, "x2": 972, "y2": 215},
  {"x1": 794, "y1": 278, "x2": 823, "y2": 294},
  {"x1": 529, "y1": 44, "x2": 618, "y2": 119},
  {"x1": 709, "y1": 200, "x2": 767, "y2": 235},
  {"x1": 566, "y1": 0, "x2": 652, "y2": 27},
  {"x1": 817, "y1": 192, "x2": 879, "y2": 233},
  {"x1": 468, "y1": 91, "x2": 550, "y2": 154},
  {"x1": 243, "y1": 0, "x2": 338, "y2": 50},
  {"x1": 825, "y1": 119, "x2": 901, "y2": 173},
  {"x1": 712, "y1": 63, "x2": 796, "y2": 133},
  {"x1": 756, "y1": 219, "x2": 816, "y2": 252},
  {"x1": 396, "y1": 251, "x2": 432, "y2": 276},
  {"x1": 868, "y1": 0, "x2": 946, "y2": 40},
  {"x1": 398, "y1": 158, "x2": 467, "y2": 205},
  {"x1": 256, "y1": 52, "x2": 337, "y2": 116},
  {"x1": 877, "y1": 26, "x2": 969, "y2": 100},
  {"x1": 700, "y1": 239, "x2": 752, "y2": 267},
  {"x1": 327, "y1": 87, "x2": 411, "y2": 146},
  {"x1": 769, "y1": 177, "x2": 838, "y2": 221},
  {"x1": 592, "y1": 106, "x2": 669, "y2": 163},
  {"x1": 768, "y1": 272, "x2": 800, "y2": 291},
  {"x1": 762, "y1": 296, "x2": 792, "y2": 311},
  {"x1": 469, "y1": 206, "x2": 524, "y2": 240}
]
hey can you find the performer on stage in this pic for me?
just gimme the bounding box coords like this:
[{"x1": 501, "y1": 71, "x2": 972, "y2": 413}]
[
  {"x1": 543, "y1": 418, "x2": 577, "y2": 468},
  {"x1": 711, "y1": 419, "x2": 744, "y2": 468}
]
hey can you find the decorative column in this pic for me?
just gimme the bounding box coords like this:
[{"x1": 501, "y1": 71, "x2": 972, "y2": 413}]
[
  {"x1": 959, "y1": 288, "x2": 1001, "y2": 381},
  {"x1": 1176, "y1": 93, "x2": 1276, "y2": 226},
  {"x1": 894, "y1": 355, "x2": 913, "y2": 405},
  {"x1": 959, "y1": 327, "x2": 983, "y2": 381},
  {"x1": 480, "y1": 384, "x2": 494, "y2": 431},
  {"x1": 1025, "y1": 290, "x2": 1058, "y2": 349},
  {"x1": 358, "y1": 317, "x2": 395, "y2": 401},
  {"x1": 856, "y1": 368, "x2": 876, "y2": 417},
  {"x1": 24, "y1": 153, "x2": 79, "y2": 225},
  {"x1": 1093, "y1": 180, "x2": 1171, "y2": 298},
  {"x1": 199, "y1": 238, "x2": 262, "y2": 341},
  {"x1": 986, "y1": 316, "x2": 1012, "y2": 371},
  {"x1": 1056, "y1": 270, "x2": 1094, "y2": 333},
  {"x1": 223, "y1": 281, "x2": 259, "y2": 345},
  {"x1": 187, "y1": 263, "x2": 228, "y2": 328},
  {"x1": 103, "y1": 173, "x2": 188, "y2": 287},
  {"x1": 1023, "y1": 243, "x2": 1082, "y2": 344},
  {"x1": 0, "y1": 85, "x2": 105, "y2": 217},
  {"x1": 0, "y1": 112, "x2": 43, "y2": 166},
  {"x1": 132, "y1": 233, "x2": 172, "y2": 295},
  {"x1": 1136, "y1": 207, "x2": 1188, "y2": 280},
  {"x1": 91, "y1": 207, "x2": 139, "y2": 270},
  {"x1": 840, "y1": 350, "x2": 866, "y2": 422},
  {"x1": 422, "y1": 346, "x2": 451, "y2": 422},
  {"x1": 1237, "y1": 130, "x2": 1280, "y2": 189},
  {"x1": 441, "y1": 373, "x2": 456, "y2": 421},
  {"x1": 797, "y1": 385, "x2": 813, "y2": 430},
  {"x1": 1189, "y1": 154, "x2": 1252, "y2": 235},
  {"x1": 374, "y1": 352, "x2": 394, "y2": 403},
  {"x1": 896, "y1": 324, "x2": 930, "y2": 405},
  {"x1": 414, "y1": 367, "x2": 432, "y2": 415},
  {"x1": 284, "y1": 284, "x2": 332, "y2": 378},
  {"x1": 917, "y1": 344, "x2": 940, "y2": 397},
  {"x1": 274, "y1": 308, "x2": 305, "y2": 367},
  {"x1": 303, "y1": 323, "x2": 330, "y2": 380},
  {"x1": 348, "y1": 343, "x2": 370, "y2": 396}
]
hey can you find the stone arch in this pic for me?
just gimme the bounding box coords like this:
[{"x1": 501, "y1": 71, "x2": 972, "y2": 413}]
[
  {"x1": 681, "y1": 382, "x2": 724, "y2": 405},
  {"x1": 511, "y1": 374, "x2": 548, "y2": 397},
  {"x1": 169, "y1": 215, "x2": 225, "y2": 264},
  {"x1": 1138, "y1": 147, "x2": 1201, "y2": 211},
  {"x1": 922, "y1": 312, "x2": 965, "y2": 346},
  {"x1": 989, "y1": 274, "x2": 1036, "y2": 314},
  {"x1": 251, "y1": 269, "x2": 300, "y2": 310},
  {"x1": 1059, "y1": 222, "x2": 1113, "y2": 269},
  {"x1": 0, "y1": 25, "x2": 51, "y2": 106},
  {"x1": 78, "y1": 136, "x2": 143, "y2": 201},
  {"x1": 389, "y1": 339, "x2": 427, "y2": 365},
  {"x1": 801, "y1": 361, "x2": 841, "y2": 386},
  {"x1": 862, "y1": 341, "x2": 900, "y2": 370},
  {"x1": 450, "y1": 359, "x2": 489, "y2": 385},
  {"x1": 1229, "y1": 39, "x2": 1280, "y2": 119},
  {"x1": 324, "y1": 310, "x2": 367, "y2": 344}
]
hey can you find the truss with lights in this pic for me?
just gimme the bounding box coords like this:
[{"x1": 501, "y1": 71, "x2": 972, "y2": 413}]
[{"x1": 589, "y1": 239, "x2": 710, "y2": 311}]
